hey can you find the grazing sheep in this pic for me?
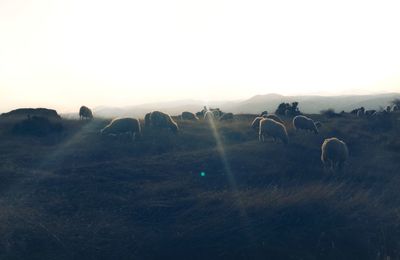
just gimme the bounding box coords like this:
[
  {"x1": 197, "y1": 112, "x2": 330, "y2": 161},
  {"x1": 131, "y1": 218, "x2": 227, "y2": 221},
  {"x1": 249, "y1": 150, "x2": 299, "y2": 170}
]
[
  {"x1": 365, "y1": 110, "x2": 376, "y2": 116},
  {"x1": 144, "y1": 113, "x2": 151, "y2": 128},
  {"x1": 79, "y1": 106, "x2": 93, "y2": 120},
  {"x1": 149, "y1": 111, "x2": 179, "y2": 133},
  {"x1": 181, "y1": 111, "x2": 198, "y2": 121},
  {"x1": 293, "y1": 115, "x2": 318, "y2": 134},
  {"x1": 351, "y1": 107, "x2": 364, "y2": 116},
  {"x1": 195, "y1": 111, "x2": 203, "y2": 118},
  {"x1": 260, "y1": 111, "x2": 268, "y2": 116},
  {"x1": 264, "y1": 114, "x2": 284, "y2": 124},
  {"x1": 204, "y1": 111, "x2": 215, "y2": 120},
  {"x1": 101, "y1": 118, "x2": 141, "y2": 141},
  {"x1": 259, "y1": 118, "x2": 288, "y2": 144},
  {"x1": 321, "y1": 137, "x2": 349, "y2": 170},
  {"x1": 219, "y1": 113, "x2": 234, "y2": 121},
  {"x1": 251, "y1": 116, "x2": 264, "y2": 131},
  {"x1": 211, "y1": 108, "x2": 222, "y2": 118},
  {"x1": 315, "y1": 121, "x2": 322, "y2": 128}
]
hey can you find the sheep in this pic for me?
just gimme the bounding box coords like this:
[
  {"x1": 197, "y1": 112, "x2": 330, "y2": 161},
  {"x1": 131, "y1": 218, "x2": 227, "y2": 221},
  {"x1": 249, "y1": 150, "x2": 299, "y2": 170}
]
[
  {"x1": 321, "y1": 137, "x2": 349, "y2": 170},
  {"x1": 251, "y1": 116, "x2": 264, "y2": 131},
  {"x1": 101, "y1": 118, "x2": 141, "y2": 141},
  {"x1": 204, "y1": 111, "x2": 215, "y2": 120},
  {"x1": 181, "y1": 111, "x2": 198, "y2": 121},
  {"x1": 260, "y1": 111, "x2": 268, "y2": 117},
  {"x1": 149, "y1": 111, "x2": 179, "y2": 133},
  {"x1": 195, "y1": 111, "x2": 204, "y2": 118},
  {"x1": 365, "y1": 110, "x2": 376, "y2": 116},
  {"x1": 386, "y1": 106, "x2": 392, "y2": 113},
  {"x1": 79, "y1": 106, "x2": 93, "y2": 120},
  {"x1": 259, "y1": 118, "x2": 288, "y2": 144},
  {"x1": 293, "y1": 115, "x2": 318, "y2": 134},
  {"x1": 210, "y1": 108, "x2": 222, "y2": 118},
  {"x1": 263, "y1": 114, "x2": 284, "y2": 124},
  {"x1": 393, "y1": 105, "x2": 399, "y2": 112},
  {"x1": 219, "y1": 113, "x2": 234, "y2": 121},
  {"x1": 144, "y1": 113, "x2": 151, "y2": 127}
]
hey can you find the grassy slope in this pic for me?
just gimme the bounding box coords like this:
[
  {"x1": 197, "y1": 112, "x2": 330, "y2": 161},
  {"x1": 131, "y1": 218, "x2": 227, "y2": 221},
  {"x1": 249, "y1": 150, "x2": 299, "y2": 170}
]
[{"x1": 0, "y1": 114, "x2": 400, "y2": 259}]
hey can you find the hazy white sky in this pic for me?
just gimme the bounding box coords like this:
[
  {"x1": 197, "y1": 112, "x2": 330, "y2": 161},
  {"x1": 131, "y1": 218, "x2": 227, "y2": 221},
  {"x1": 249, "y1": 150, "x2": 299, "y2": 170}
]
[{"x1": 1, "y1": 0, "x2": 400, "y2": 112}]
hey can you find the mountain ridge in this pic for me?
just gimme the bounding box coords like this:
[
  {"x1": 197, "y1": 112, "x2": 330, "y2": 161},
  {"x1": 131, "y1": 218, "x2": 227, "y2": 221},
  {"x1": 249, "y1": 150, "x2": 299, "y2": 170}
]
[{"x1": 64, "y1": 92, "x2": 400, "y2": 118}]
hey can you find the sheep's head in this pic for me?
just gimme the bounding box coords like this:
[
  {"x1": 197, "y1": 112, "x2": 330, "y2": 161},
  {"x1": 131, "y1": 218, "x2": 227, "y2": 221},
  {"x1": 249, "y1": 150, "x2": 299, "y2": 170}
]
[
  {"x1": 100, "y1": 127, "x2": 109, "y2": 135},
  {"x1": 313, "y1": 125, "x2": 319, "y2": 134},
  {"x1": 171, "y1": 123, "x2": 179, "y2": 134}
]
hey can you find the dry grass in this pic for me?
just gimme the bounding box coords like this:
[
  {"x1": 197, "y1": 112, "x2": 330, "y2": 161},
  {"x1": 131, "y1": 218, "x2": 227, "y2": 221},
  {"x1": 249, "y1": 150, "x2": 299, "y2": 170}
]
[{"x1": 0, "y1": 113, "x2": 399, "y2": 259}]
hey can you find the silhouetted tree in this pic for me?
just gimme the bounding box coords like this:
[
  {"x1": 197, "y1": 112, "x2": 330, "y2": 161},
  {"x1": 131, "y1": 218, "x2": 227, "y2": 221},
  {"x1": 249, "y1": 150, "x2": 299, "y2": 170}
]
[
  {"x1": 276, "y1": 102, "x2": 301, "y2": 116},
  {"x1": 275, "y1": 103, "x2": 289, "y2": 115}
]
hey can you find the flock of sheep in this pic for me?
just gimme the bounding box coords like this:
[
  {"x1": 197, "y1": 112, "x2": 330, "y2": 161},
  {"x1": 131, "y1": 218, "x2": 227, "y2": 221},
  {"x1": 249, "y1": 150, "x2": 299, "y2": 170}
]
[
  {"x1": 251, "y1": 114, "x2": 347, "y2": 170},
  {"x1": 79, "y1": 103, "x2": 400, "y2": 171},
  {"x1": 352, "y1": 105, "x2": 399, "y2": 117}
]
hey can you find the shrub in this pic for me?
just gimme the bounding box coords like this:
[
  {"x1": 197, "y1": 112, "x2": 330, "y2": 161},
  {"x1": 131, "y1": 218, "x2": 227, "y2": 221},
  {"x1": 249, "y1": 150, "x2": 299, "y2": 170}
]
[
  {"x1": 320, "y1": 108, "x2": 341, "y2": 118},
  {"x1": 12, "y1": 116, "x2": 63, "y2": 136},
  {"x1": 275, "y1": 102, "x2": 301, "y2": 116}
]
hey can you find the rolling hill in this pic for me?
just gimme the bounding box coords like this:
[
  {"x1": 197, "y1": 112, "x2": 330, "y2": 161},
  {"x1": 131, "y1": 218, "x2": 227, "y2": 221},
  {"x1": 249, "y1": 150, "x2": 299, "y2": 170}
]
[{"x1": 90, "y1": 93, "x2": 400, "y2": 118}]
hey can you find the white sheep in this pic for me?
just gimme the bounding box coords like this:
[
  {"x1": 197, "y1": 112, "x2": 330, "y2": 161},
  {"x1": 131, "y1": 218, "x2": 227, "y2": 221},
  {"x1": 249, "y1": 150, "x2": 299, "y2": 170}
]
[
  {"x1": 293, "y1": 115, "x2": 318, "y2": 134},
  {"x1": 79, "y1": 106, "x2": 93, "y2": 120},
  {"x1": 263, "y1": 114, "x2": 284, "y2": 124},
  {"x1": 365, "y1": 110, "x2": 376, "y2": 116},
  {"x1": 181, "y1": 111, "x2": 199, "y2": 121},
  {"x1": 101, "y1": 118, "x2": 141, "y2": 141},
  {"x1": 149, "y1": 111, "x2": 179, "y2": 133},
  {"x1": 204, "y1": 111, "x2": 215, "y2": 120},
  {"x1": 144, "y1": 113, "x2": 151, "y2": 127},
  {"x1": 251, "y1": 116, "x2": 264, "y2": 131},
  {"x1": 321, "y1": 137, "x2": 349, "y2": 170},
  {"x1": 259, "y1": 118, "x2": 288, "y2": 144},
  {"x1": 219, "y1": 113, "x2": 234, "y2": 121}
]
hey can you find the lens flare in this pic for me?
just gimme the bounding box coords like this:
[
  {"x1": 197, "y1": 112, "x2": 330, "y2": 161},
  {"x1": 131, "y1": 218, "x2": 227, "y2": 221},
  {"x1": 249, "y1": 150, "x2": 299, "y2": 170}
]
[{"x1": 205, "y1": 114, "x2": 255, "y2": 241}]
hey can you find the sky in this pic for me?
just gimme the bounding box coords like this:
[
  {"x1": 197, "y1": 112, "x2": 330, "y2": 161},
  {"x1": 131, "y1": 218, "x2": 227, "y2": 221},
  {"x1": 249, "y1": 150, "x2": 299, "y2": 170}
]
[{"x1": 1, "y1": 0, "x2": 400, "y2": 112}]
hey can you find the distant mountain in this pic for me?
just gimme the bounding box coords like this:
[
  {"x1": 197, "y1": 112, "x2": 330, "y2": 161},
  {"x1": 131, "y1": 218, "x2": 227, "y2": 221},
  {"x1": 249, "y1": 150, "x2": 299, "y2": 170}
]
[
  {"x1": 222, "y1": 93, "x2": 400, "y2": 114},
  {"x1": 92, "y1": 93, "x2": 400, "y2": 118}
]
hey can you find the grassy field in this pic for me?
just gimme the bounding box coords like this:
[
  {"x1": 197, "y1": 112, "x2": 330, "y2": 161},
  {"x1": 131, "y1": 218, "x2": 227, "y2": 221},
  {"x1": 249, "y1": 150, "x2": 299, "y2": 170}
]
[{"x1": 0, "y1": 113, "x2": 400, "y2": 259}]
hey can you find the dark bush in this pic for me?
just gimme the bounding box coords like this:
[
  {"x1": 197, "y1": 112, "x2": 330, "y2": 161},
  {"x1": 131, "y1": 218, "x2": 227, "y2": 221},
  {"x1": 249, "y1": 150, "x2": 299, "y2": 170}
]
[
  {"x1": 275, "y1": 102, "x2": 301, "y2": 116},
  {"x1": 320, "y1": 108, "x2": 341, "y2": 118},
  {"x1": 1, "y1": 108, "x2": 61, "y2": 119},
  {"x1": 12, "y1": 116, "x2": 63, "y2": 136}
]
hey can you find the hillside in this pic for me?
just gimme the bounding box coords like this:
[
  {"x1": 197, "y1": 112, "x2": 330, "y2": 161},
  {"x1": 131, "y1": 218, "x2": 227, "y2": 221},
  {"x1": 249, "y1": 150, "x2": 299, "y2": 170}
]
[
  {"x1": 0, "y1": 112, "x2": 400, "y2": 259},
  {"x1": 90, "y1": 93, "x2": 400, "y2": 118}
]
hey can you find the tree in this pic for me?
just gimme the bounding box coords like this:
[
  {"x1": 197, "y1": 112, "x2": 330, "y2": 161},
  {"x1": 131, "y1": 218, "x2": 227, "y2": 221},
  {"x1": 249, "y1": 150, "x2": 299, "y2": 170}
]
[{"x1": 275, "y1": 102, "x2": 301, "y2": 116}]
